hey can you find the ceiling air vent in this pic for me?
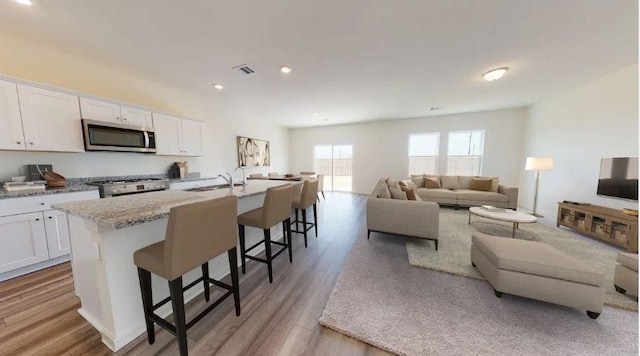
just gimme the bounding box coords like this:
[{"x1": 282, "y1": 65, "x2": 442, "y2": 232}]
[{"x1": 233, "y1": 64, "x2": 255, "y2": 75}]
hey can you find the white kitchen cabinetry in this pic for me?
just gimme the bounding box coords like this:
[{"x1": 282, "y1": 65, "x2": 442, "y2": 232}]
[
  {"x1": 0, "y1": 212, "x2": 49, "y2": 274},
  {"x1": 120, "y1": 105, "x2": 153, "y2": 127},
  {"x1": 153, "y1": 113, "x2": 204, "y2": 157},
  {"x1": 44, "y1": 209, "x2": 71, "y2": 258},
  {"x1": 0, "y1": 190, "x2": 99, "y2": 281},
  {"x1": 0, "y1": 80, "x2": 25, "y2": 150},
  {"x1": 80, "y1": 98, "x2": 153, "y2": 127},
  {"x1": 17, "y1": 84, "x2": 84, "y2": 152}
]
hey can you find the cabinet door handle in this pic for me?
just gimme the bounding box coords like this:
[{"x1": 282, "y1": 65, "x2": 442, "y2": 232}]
[
  {"x1": 40, "y1": 202, "x2": 45, "y2": 205},
  {"x1": 48, "y1": 216, "x2": 53, "y2": 219},
  {"x1": 35, "y1": 218, "x2": 40, "y2": 221},
  {"x1": 29, "y1": 142, "x2": 34, "y2": 145},
  {"x1": 123, "y1": 118, "x2": 127, "y2": 121},
  {"x1": 16, "y1": 141, "x2": 21, "y2": 144}
]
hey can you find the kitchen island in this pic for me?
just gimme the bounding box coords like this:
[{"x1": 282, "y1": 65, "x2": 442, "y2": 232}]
[{"x1": 54, "y1": 180, "x2": 300, "y2": 351}]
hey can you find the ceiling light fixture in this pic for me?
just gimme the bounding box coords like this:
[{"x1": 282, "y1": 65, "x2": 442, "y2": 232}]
[
  {"x1": 482, "y1": 67, "x2": 508, "y2": 81},
  {"x1": 312, "y1": 112, "x2": 319, "y2": 116},
  {"x1": 14, "y1": 0, "x2": 32, "y2": 5},
  {"x1": 280, "y1": 65, "x2": 292, "y2": 74},
  {"x1": 213, "y1": 84, "x2": 224, "y2": 90}
]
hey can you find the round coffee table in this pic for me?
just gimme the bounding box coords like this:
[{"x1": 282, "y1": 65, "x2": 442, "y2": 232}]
[{"x1": 468, "y1": 207, "x2": 537, "y2": 238}]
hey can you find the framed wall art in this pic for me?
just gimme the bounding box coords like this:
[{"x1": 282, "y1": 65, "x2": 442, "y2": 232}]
[{"x1": 237, "y1": 136, "x2": 270, "y2": 166}]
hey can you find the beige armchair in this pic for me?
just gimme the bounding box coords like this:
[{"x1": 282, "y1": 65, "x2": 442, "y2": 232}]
[{"x1": 366, "y1": 179, "x2": 440, "y2": 250}]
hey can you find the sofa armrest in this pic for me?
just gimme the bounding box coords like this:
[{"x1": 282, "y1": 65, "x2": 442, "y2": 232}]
[
  {"x1": 366, "y1": 197, "x2": 439, "y2": 240},
  {"x1": 498, "y1": 185, "x2": 518, "y2": 209}
]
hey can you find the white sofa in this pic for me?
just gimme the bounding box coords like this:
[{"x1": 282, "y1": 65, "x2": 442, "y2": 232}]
[
  {"x1": 411, "y1": 175, "x2": 518, "y2": 209},
  {"x1": 366, "y1": 178, "x2": 440, "y2": 250}
]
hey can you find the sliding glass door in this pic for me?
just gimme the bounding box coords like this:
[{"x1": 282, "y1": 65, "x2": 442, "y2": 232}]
[{"x1": 314, "y1": 145, "x2": 353, "y2": 192}]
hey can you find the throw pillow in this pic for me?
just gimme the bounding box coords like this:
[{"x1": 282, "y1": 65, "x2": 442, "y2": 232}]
[
  {"x1": 424, "y1": 177, "x2": 441, "y2": 189},
  {"x1": 470, "y1": 178, "x2": 493, "y2": 192},
  {"x1": 400, "y1": 185, "x2": 417, "y2": 200},
  {"x1": 410, "y1": 175, "x2": 425, "y2": 188},
  {"x1": 440, "y1": 175, "x2": 460, "y2": 190},
  {"x1": 399, "y1": 180, "x2": 418, "y2": 191},
  {"x1": 386, "y1": 177, "x2": 401, "y2": 189},
  {"x1": 477, "y1": 176, "x2": 499, "y2": 192},
  {"x1": 389, "y1": 186, "x2": 408, "y2": 200}
]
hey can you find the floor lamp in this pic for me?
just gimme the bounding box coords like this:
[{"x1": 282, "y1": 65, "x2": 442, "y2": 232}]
[{"x1": 525, "y1": 157, "x2": 554, "y2": 217}]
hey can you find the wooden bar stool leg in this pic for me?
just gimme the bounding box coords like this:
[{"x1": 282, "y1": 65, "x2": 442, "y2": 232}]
[
  {"x1": 286, "y1": 218, "x2": 293, "y2": 263},
  {"x1": 313, "y1": 203, "x2": 318, "y2": 237},
  {"x1": 238, "y1": 225, "x2": 246, "y2": 274},
  {"x1": 302, "y1": 208, "x2": 308, "y2": 247},
  {"x1": 227, "y1": 247, "x2": 241, "y2": 316},
  {"x1": 264, "y1": 229, "x2": 273, "y2": 283},
  {"x1": 137, "y1": 267, "x2": 155, "y2": 345},
  {"x1": 169, "y1": 277, "x2": 188, "y2": 356},
  {"x1": 201, "y1": 262, "x2": 210, "y2": 302}
]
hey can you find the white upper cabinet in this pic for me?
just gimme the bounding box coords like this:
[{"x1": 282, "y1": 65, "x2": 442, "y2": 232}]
[
  {"x1": 121, "y1": 105, "x2": 153, "y2": 127},
  {"x1": 79, "y1": 97, "x2": 121, "y2": 124},
  {"x1": 153, "y1": 113, "x2": 204, "y2": 157},
  {"x1": 180, "y1": 119, "x2": 204, "y2": 156},
  {"x1": 80, "y1": 98, "x2": 152, "y2": 128},
  {"x1": 0, "y1": 80, "x2": 25, "y2": 151},
  {"x1": 17, "y1": 84, "x2": 84, "y2": 152}
]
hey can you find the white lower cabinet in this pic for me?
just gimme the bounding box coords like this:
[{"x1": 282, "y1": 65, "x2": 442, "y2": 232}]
[
  {"x1": 44, "y1": 209, "x2": 71, "y2": 258},
  {"x1": 0, "y1": 212, "x2": 49, "y2": 274}
]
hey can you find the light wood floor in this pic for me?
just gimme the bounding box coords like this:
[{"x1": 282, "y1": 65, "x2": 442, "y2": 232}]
[{"x1": 0, "y1": 192, "x2": 391, "y2": 355}]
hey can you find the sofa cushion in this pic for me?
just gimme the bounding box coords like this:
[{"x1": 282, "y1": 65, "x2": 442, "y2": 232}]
[
  {"x1": 424, "y1": 177, "x2": 441, "y2": 189},
  {"x1": 411, "y1": 175, "x2": 425, "y2": 188},
  {"x1": 389, "y1": 186, "x2": 407, "y2": 200},
  {"x1": 470, "y1": 178, "x2": 493, "y2": 192},
  {"x1": 455, "y1": 189, "x2": 509, "y2": 203},
  {"x1": 387, "y1": 177, "x2": 402, "y2": 189},
  {"x1": 472, "y1": 233, "x2": 605, "y2": 287},
  {"x1": 458, "y1": 176, "x2": 474, "y2": 189},
  {"x1": 440, "y1": 176, "x2": 459, "y2": 190},
  {"x1": 373, "y1": 178, "x2": 391, "y2": 199},
  {"x1": 617, "y1": 253, "x2": 639, "y2": 271},
  {"x1": 416, "y1": 188, "x2": 458, "y2": 199},
  {"x1": 477, "y1": 176, "x2": 499, "y2": 192}
]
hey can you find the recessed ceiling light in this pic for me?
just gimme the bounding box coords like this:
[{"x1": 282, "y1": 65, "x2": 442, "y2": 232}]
[
  {"x1": 14, "y1": 0, "x2": 32, "y2": 5},
  {"x1": 213, "y1": 84, "x2": 224, "y2": 90},
  {"x1": 482, "y1": 67, "x2": 508, "y2": 81},
  {"x1": 312, "y1": 112, "x2": 319, "y2": 116},
  {"x1": 280, "y1": 65, "x2": 292, "y2": 74},
  {"x1": 430, "y1": 107, "x2": 440, "y2": 111}
]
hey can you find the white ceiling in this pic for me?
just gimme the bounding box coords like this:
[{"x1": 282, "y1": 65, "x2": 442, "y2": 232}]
[{"x1": 0, "y1": 0, "x2": 637, "y2": 127}]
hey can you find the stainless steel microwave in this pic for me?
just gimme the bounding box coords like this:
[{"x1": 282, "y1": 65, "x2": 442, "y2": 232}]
[{"x1": 82, "y1": 119, "x2": 157, "y2": 153}]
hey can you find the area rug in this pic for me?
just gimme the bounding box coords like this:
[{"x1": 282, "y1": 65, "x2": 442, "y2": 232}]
[
  {"x1": 405, "y1": 209, "x2": 638, "y2": 311},
  {"x1": 319, "y1": 235, "x2": 638, "y2": 356}
]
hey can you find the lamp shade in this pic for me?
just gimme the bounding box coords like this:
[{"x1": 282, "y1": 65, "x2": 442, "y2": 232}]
[{"x1": 525, "y1": 157, "x2": 554, "y2": 171}]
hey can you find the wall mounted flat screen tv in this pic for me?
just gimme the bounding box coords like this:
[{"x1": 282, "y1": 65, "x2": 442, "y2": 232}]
[{"x1": 597, "y1": 157, "x2": 638, "y2": 201}]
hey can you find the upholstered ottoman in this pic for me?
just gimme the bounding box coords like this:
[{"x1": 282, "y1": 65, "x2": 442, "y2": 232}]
[
  {"x1": 470, "y1": 233, "x2": 605, "y2": 319},
  {"x1": 614, "y1": 252, "x2": 638, "y2": 299}
]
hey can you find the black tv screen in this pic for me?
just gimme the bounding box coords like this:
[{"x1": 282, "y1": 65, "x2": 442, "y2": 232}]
[{"x1": 597, "y1": 157, "x2": 638, "y2": 201}]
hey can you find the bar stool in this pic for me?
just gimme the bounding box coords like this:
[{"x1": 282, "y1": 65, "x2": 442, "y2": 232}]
[
  {"x1": 292, "y1": 179, "x2": 319, "y2": 247},
  {"x1": 238, "y1": 184, "x2": 294, "y2": 283},
  {"x1": 134, "y1": 196, "x2": 241, "y2": 356},
  {"x1": 317, "y1": 174, "x2": 325, "y2": 201}
]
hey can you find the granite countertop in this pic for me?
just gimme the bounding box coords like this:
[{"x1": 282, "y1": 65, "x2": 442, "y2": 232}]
[
  {"x1": 0, "y1": 184, "x2": 98, "y2": 200},
  {"x1": 53, "y1": 180, "x2": 302, "y2": 229}
]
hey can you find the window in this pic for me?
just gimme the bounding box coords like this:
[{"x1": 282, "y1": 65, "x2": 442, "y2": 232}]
[
  {"x1": 447, "y1": 130, "x2": 485, "y2": 175},
  {"x1": 314, "y1": 145, "x2": 353, "y2": 192},
  {"x1": 408, "y1": 133, "x2": 439, "y2": 175}
]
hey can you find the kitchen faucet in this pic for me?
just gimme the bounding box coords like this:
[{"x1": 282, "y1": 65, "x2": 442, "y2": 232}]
[
  {"x1": 234, "y1": 166, "x2": 247, "y2": 186},
  {"x1": 218, "y1": 173, "x2": 234, "y2": 193}
]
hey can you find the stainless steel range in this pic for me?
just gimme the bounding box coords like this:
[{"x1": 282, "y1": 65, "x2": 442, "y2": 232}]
[{"x1": 88, "y1": 178, "x2": 169, "y2": 198}]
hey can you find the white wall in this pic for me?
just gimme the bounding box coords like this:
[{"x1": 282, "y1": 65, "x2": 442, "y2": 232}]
[
  {"x1": 519, "y1": 64, "x2": 638, "y2": 218},
  {"x1": 289, "y1": 108, "x2": 526, "y2": 194},
  {"x1": 0, "y1": 33, "x2": 288, "y2": 181}
]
